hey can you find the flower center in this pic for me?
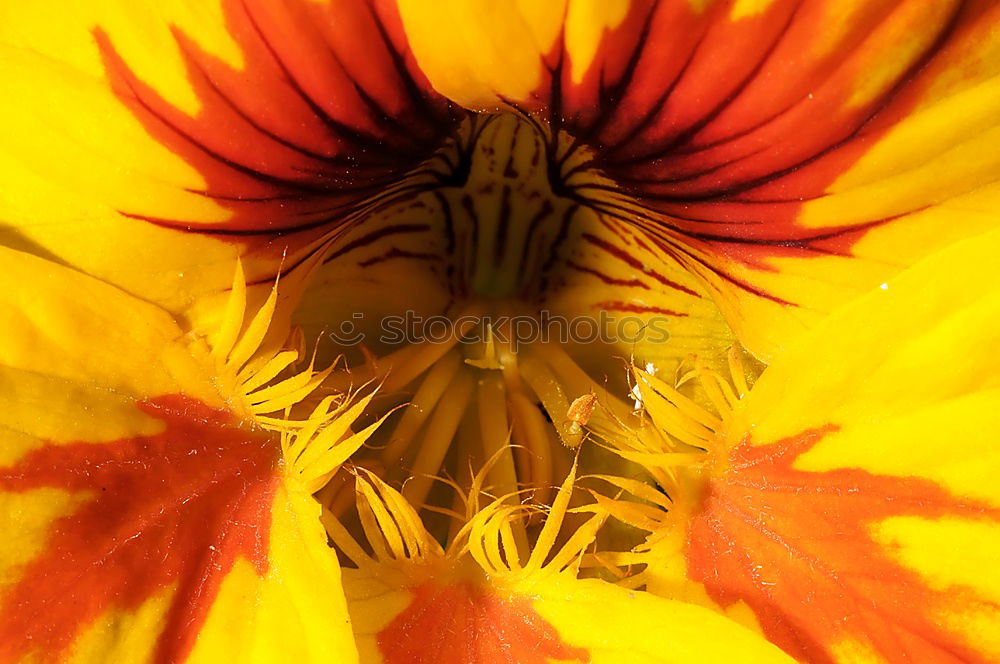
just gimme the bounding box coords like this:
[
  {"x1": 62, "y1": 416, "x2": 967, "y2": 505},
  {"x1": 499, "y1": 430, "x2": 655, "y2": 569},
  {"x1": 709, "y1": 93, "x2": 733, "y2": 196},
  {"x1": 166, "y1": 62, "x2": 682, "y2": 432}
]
[{"x1": 294, "y1": 111, "x2": 742, "y2": 573}]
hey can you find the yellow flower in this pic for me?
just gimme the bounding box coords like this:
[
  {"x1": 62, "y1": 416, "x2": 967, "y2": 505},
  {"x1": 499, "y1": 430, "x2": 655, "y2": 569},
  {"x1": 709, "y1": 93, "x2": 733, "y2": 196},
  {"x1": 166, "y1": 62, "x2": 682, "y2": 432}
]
[{"x1": 1, "y1": 2, "x2": 999, "y2": 663}]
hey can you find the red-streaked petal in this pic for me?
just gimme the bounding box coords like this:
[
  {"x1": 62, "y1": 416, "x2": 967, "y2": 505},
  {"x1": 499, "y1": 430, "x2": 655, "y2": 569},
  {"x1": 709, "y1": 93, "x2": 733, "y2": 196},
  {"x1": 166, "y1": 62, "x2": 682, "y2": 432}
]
[
  {"x1": 0, "y1": 247, "x2": 356, "y2": 663},
  {"x1": 345, "y1": 567, "x2": 795, "y2": 663},
  {"x1": 399, "y1": 0, "x2": 1000, "y2": 358},
  {"x1": 680, "y1": 230, "x2": 1000, "y2": 662},
  {"x1": 96, "y1": 0, "x2": 457, "y2": 241},
  {"x1": 375, "y1": 582, "x2": 589, "y2": 664},
  {"x1": 0, "y1": 395, "x2": 278, "y2": 662},
  {"x1": 0, "y1": 0, "x2": 457, "y2": 316}
]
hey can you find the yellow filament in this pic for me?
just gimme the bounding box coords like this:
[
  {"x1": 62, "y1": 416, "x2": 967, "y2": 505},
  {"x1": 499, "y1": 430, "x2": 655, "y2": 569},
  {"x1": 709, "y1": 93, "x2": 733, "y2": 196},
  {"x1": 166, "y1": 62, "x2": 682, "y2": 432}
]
[
  {"x1": 518, "y1": 349, "x2": 584, "y2": 447},
  {"x1": 498, "y1": 517, "x2": 523, "y2": 572},
  {"x1": 677, "y1": 363, "x2": 738, "y2": 415},
  {"x1": 251, "y1": 368, "x2": 333, "y2": 415},
  {"x1": 586, "y1": 475, "x2": 673, "y2": 510},
  {"x1": 586, "y1": 492, "x2": 666, "y2": 532},
  {"x1": 545, "y1": 513, "x2": 608, "y2": 575},
  {"x1": 448, "y1": 408, "x2": 481, "y2": 544},
  {"x1": 379, "y1": 349, "x2": 463, "y2": 465},
  {"x1": 292, "y1": 393, "x2": 374, "y2": 471},
  {"x1": 501, "y1": 353, "x2": 558, "y2": 488},
  {"x1": 507, "y1": 391, "x2": 556, "y2": 505},
  {"x1": 636, "y1": 367, "x2": 723, "y2": 431},
  {"x1": 355, "y1": 483, "x2": 396, "y2": 561},
  {"x1": 475, "y1": 373, "x2": 531, "y2": 557},
  {"x1": 372, "y1": 471, "x2": 445, "y2": 559},
  {"x1": 475, "y1": 375, "x2": 517, "y2": 497},
  {"x1": 530, "y1": 342, "x2": 643, "y2": 433},
  {"x1": 390, "y1": 305, "x2": 485, "y2": 391},
  {"x1": 632, "y1": 371, "x2": 716, "y2": 448},
  {"x1": 227, "y1": 284, "x2": 278, "y2": 372},
  {"x1": 401, "y1": 371, "x2": 474, "y2": 509}
]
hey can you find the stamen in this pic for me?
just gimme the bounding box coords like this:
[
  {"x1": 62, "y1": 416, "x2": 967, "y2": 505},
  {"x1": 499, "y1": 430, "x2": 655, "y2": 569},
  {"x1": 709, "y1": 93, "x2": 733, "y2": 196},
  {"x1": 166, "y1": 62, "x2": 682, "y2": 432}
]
[
  {"x1": 474, "y1": 374, "x2": 519, "y2": 509},
  {"x1": 401, "y1": 371, "x2": 474, "y2": 509},
  {"x1": 379, "y1": 350, "x2": 463, "y2": 466}
]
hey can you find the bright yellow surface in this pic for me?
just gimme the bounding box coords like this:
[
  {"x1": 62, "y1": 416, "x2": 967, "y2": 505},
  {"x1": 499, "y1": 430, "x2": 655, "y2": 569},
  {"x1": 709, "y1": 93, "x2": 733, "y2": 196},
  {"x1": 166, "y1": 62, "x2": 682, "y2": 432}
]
[
  {"x1": 522, "y1": 574, "x2": 796, "y2": 663},
  {"x1": 720, "y1": 0, "x2": 1000, "y2": 360},
  {"x1": 734, "y1": 229, "x2": 1000, "y2": 449},
  {"x1": 68, "y1": 589, "x2": 175, "y2": 664},
  {"x1": 729, "y1": 0, "x2": 778, "y2": 20},
  {"x1": 0, "y1": 246, "x2": 219, "y2": 469},
  {"x1": 398, "y1": 0, "x2": 635, "y2": 105},
  {"x1": 396, "y1": 0, "x2": 562, "y2": 108},
  {"x1": 0, "y1": 247, "x2": 216, "y2": 403},
  {"x1": 340, "y1": 567, "x2": 417, "y2": 664},
  {"x1": 0, "y1": 1, "x2": 251, "y2": 314},
  {"x1": 564, "y1": 0, "x2": 631, "y2": 83}
]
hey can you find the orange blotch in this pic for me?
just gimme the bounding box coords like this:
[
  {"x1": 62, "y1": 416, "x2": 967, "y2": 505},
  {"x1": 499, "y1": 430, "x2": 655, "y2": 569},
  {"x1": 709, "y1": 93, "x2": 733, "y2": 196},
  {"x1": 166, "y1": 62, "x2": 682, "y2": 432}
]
[
  {"x1": 96, "y1": 0, "x2": 457, "y2": 248},
  {"x1": 0, "y1": 395, "x2": 280, "y2": 664},
  {"x1": 378, "y1": 582, "x2": 590, "y2": 664},
  {"x1": 686, "y1": 426, "x2": 1000, "y2": 663}
]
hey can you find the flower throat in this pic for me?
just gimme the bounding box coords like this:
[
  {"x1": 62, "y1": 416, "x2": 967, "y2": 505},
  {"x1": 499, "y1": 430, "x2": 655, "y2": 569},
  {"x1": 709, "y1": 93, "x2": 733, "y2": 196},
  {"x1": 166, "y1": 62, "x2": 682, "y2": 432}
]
[{"x1": 301, "y1": 112, "x2": 732, "y2": 572}]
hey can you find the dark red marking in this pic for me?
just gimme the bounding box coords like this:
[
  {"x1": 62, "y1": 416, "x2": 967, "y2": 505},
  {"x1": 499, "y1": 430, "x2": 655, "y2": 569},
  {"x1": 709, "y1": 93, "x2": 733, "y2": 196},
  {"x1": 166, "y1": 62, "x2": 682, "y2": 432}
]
[
  {"x1": 377, "y1": 582, "x2": 590, "y2": 664},
  {"x1": 581, "y1": 232, "x2": 701, "y2": 298},
  {"x1": 322, "y1": 222, "x2": 432, "y2": 264},
  {"x1": 686, "y1": 426, "x2": 1000, "y2": 663},
  {"x1": 358, "y1": 247, "x2": 443, "y2": 268},
  {"x1": 593, "y1": 301, "x2": 688, "y2": 317},
  {"x1": 0, "y1": 395, "x2": 280, "y2": 664},
  {"x1": 564, "y1": 260, "x2": 649, "y2": 289},
  {"x1": 95, "y1": 0, "x2": 458, "y2": 248}
]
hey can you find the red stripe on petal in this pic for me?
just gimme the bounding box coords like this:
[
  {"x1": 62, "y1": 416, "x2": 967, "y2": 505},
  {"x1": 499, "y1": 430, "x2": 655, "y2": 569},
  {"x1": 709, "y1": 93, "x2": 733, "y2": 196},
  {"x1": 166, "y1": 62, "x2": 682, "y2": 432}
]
[
  {"x1": 686, "y1": 426, "x2": 1000, "y2": 663},
  {"x1": 0, "y1": 395, "x2": 280, "y2": 664},
  {"x1": 593, "y1": 300, "x2": 688, "y2": 316}
]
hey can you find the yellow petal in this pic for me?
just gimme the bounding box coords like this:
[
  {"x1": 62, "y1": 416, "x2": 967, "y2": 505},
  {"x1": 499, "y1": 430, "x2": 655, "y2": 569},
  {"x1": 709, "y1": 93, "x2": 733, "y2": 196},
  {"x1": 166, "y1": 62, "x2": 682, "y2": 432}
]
[
  {"x1": 681, "y1": 229, "x2": 1000, "y2": 662},
  {"x1": 0, "y1": 248, "x2": 355, "y2": 663}
]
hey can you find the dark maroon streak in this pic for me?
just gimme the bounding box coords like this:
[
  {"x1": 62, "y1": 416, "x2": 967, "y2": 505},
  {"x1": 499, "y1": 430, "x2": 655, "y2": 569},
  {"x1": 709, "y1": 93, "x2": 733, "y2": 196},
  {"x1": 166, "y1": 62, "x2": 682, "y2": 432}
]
[
  {"x1": 580, "y1": 231, "x2": 701, "y2": 298},
  {"x1": 322, "y1": 223, "x2": 432, "y2": 264},
  {"x1": 565, "y1": 261, "x2": 650, "y2": 289},
  {"x1": 594, "y1": 301, "x2": 689, "y2": 316}
]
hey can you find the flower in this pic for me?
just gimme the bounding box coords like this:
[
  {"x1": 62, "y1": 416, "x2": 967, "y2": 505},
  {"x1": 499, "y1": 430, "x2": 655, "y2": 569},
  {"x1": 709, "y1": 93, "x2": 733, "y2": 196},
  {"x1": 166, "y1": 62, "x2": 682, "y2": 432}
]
[{"x1": 1, "y1": 1, "x2": 999, "y2": 663}]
